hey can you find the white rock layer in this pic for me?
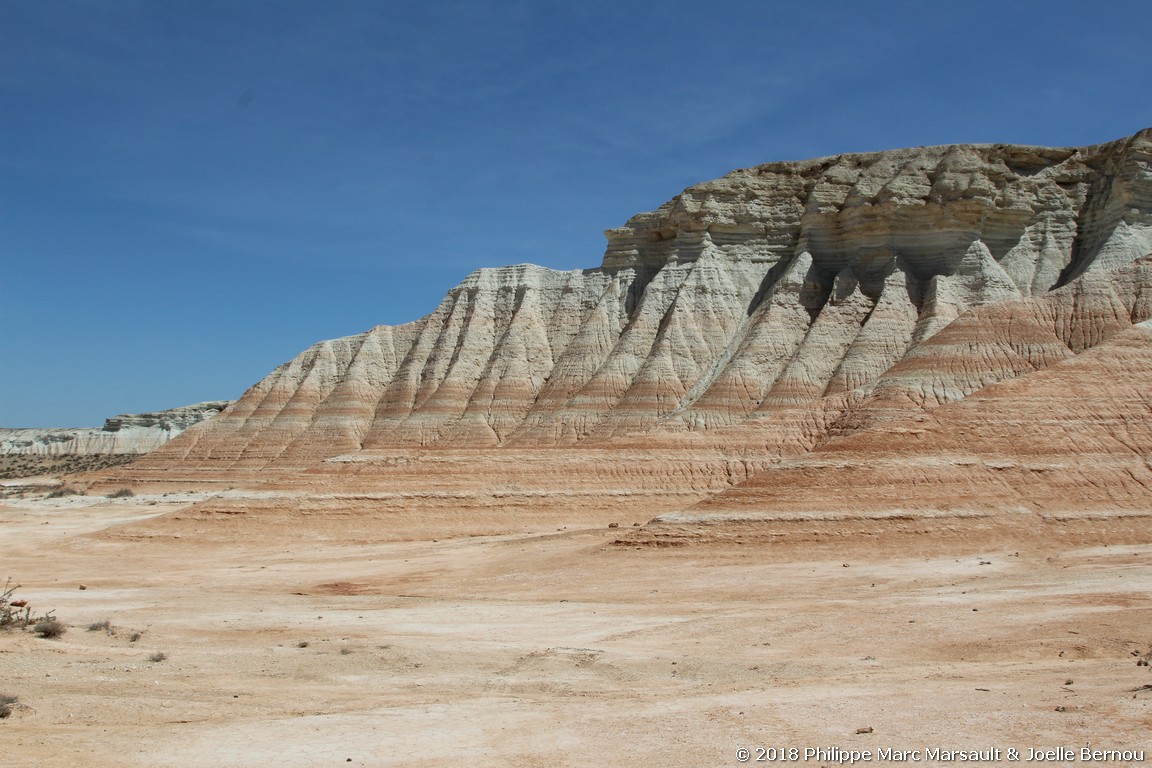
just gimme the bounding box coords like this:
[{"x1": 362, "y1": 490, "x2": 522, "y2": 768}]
[
  {"x1": 1, "y1": 402, "x2": 232, "y2": 456},
  {"x1": 138, "y1": 129, "x2": 1152, "y2": 470}
]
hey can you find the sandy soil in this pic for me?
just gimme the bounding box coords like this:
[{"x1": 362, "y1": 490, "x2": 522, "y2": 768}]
[{"x1": 2, "y1": 490, "x2": 1151, "y2": 767}]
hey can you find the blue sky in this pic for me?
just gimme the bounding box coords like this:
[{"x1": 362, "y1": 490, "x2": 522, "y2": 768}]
[{"x1": 2, "y1": 0, "x2": 1150, "y2": 426}]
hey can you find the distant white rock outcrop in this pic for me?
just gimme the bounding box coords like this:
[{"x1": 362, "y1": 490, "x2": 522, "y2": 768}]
[{"x1": 0, "y1": 402, "x2": 232, "y2": 456}]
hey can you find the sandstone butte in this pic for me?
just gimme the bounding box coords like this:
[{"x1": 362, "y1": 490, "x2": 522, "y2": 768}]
[{"x1": 95, "y1": 127, "x2": 1152, "y2": 544}]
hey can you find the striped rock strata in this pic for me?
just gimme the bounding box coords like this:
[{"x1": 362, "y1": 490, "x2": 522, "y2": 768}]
[
  {"x1": 1, "y1": 401, "x2": 232, "y2": 457},
  {"x1": 635, "y1": 258, "x2": 1152, "y2": 541},
  {"x1": 126, "y1": 130, "x2": 1152, "y2": 491}
]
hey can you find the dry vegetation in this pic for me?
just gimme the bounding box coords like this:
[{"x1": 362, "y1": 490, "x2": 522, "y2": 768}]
[
  {"x1": 32, "y1": 619, "x2": 66, "y2": 639},
  {"x1": 1, "y1": 579, "x2": 57, "y2": 631},
  {"x1": 0, "y1": 453, "x2": 138, "y2": 480},
  {"x1": 0, "y1": 694, "x2": 17, "y2": 719}
]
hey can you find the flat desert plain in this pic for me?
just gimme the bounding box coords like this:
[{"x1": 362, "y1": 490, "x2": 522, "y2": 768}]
[{"x1": 2, "y1": 489, "x2": 1151, "y2": 767}]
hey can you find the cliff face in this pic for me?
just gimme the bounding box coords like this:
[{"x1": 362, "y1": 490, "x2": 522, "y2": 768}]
[
  {"x1": 141, "y1": 130, "x2": 1152, "y2": 475},
  {"x1": 1, "y1": 402, "x2": 232, "y2": 457},
  {"x1": 685, "y1": 317, "x2": 1152, "y2": 520}
]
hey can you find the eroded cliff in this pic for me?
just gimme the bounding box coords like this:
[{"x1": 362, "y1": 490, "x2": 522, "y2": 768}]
[
  {"x1": 133, "y1": 130, "x2": 1152, "y2": 479},
  {"x1": 1, "y1": 402, "x2": 232, "y2": 457}
]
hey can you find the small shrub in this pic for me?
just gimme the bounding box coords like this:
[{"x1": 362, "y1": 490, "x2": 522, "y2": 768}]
[
  {"x1": 106, "y1": 488, "x2": 135, "y2": 499},
  {"x1": 46, "y1": 486, "x2": 83, "y2": 499},
  {"x1": 87, "y1": 619, "x2": 112, "y2": 634},
  {"x1": 33, "y1": 619, "x2": 66, "y2": 639},
  {"x1": 1, "y1": 580, "x2": 56, "y2": 630},
  {"x1": 128, "y1": 631, "x2": 142, "y2": 643},
  {"x1": 0, "y1": 694, "x2": 17, "y2": 719},
  {"x1": 1, "y1": 580, "x2": 31, "y2": 629},
  {"x1": 340, "y1": 647, "x2": 352, "y2": 655},
  {"x1": 147, "y1": 652, "x2": 167, "y2": 663},
  {"x1": 296, "y1": 641, "x2": 309, "y2": 648}
]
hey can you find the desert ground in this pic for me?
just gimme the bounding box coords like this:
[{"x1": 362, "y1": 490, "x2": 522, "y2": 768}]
[{"x1": 1, "y1": 481, "x2": 1150, "y2": 767}]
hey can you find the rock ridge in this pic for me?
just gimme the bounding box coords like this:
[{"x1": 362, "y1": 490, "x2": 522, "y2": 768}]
[
  {"x1": 130, "y1": 130, "x2": 1152, "y2": 474},
  {"x1": 1, "y1": 401, "x2": 232, "y2": 456}
]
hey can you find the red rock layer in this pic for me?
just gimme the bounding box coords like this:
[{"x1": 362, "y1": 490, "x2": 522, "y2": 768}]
[
  {"x1": 679, "y1": 312, "x2": 1152, "y2": 525},
  {"x1": 113, "y1": 130, "x2": 1152, "y2": 492}
]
